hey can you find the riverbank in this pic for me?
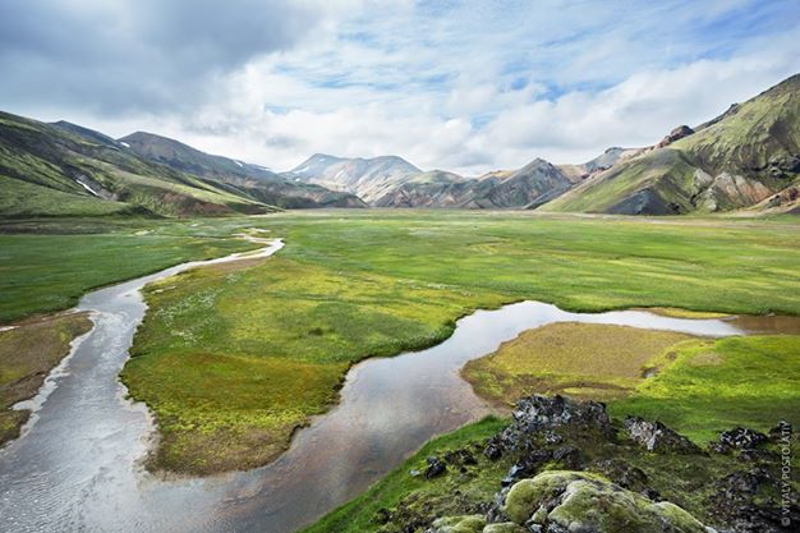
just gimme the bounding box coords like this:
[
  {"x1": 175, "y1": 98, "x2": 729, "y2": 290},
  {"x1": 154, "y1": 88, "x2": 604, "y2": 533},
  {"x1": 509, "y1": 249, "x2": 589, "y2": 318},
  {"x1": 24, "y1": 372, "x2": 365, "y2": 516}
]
[{"x1": 0, "y1": 312, "x2": 92, "y2": 445}]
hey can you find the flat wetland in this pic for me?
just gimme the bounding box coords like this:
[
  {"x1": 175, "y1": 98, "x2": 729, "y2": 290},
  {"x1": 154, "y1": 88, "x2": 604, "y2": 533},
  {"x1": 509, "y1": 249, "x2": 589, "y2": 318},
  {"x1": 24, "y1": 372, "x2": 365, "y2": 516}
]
[
  {"x1": 120, "y1": 210, "x2": 800, "y2": 473},
  {"x1": 0, "y1": 210, "x2": 798, "y2": 533}
]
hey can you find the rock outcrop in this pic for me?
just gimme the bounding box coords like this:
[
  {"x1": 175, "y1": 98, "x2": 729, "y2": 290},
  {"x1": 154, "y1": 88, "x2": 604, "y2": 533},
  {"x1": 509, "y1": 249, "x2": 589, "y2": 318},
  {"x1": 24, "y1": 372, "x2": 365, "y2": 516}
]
[
  {"x1": 657, "y1": 125, "x2": 695, "y2": 147},
  {"x1": 624, "y1": 415, "x2": 701, "y2": 453}
]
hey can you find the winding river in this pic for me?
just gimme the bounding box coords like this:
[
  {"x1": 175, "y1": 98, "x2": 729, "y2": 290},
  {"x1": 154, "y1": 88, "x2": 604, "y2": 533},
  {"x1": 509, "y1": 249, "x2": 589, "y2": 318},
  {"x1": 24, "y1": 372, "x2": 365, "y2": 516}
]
[{"x1": 0, "y1": 239, "x2": 790, "y2": 533}]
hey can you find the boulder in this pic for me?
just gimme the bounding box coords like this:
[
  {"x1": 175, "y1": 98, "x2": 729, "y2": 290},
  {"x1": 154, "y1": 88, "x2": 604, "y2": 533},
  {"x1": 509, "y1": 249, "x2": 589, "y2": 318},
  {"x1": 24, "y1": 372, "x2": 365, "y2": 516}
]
[
  {"x1": 624, "y1": 416, "x2": 701, "y2": 453},
  {"x1": 713, "y1": 427, "x2": 768, "y2": 452},
  {"x1": 425, "y1": 456, "x2": 447, "y2": 479},
  {"x1": 503, "y1": 470, "x2": 709, "y2": 533},
  {"x1": 511, "y1": 395, "x2": 611, "y2": 433}
]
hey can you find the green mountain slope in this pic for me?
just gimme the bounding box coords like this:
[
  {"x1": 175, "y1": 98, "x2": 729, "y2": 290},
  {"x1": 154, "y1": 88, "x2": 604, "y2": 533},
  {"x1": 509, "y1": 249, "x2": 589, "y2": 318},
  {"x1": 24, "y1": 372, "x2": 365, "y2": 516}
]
[
  {"x1": 0, "y1": 112, "x2": 273, "y2": 218},
  {"x1": 542, "y1": 74, "x2": 800, "y2": 214}
]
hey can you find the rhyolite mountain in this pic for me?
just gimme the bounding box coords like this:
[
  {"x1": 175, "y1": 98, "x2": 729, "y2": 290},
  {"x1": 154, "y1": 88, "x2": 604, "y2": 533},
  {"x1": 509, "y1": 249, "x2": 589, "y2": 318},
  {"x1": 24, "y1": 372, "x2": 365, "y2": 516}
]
[
  {"x1": 373, "y1": 158, "x2": 582, "y2": 208},
  {"x1": 118, "y1": 132, "x2": 366, "y2": 209},
  {"x1": 2, "y1": 73, "x2": 798, "y2": 217},
  {"x1": 542, "y1": 74, "x2": 800, "y2": 215},
  {"x1": 284, "y1": 153, "x2": 422, "y2": 203}
]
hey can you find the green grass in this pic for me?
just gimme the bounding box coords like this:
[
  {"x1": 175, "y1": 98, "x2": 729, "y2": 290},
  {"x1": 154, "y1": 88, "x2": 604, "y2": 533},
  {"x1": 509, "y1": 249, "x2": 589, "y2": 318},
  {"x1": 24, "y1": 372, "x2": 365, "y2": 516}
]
[
  {"x1": 301, "y1": 416, "x2": 508, "y2": 533},
  {"x1": 0, "y1": 174, "x2": 133, "y2": 218},
  {"x1": 121, "y1": 210, "x2": 800, "y2": 473},
  {"x1": 609, "y1": 335, "x2": 800, "y2": 442},
  {"x1": 0, "y1": 219, "x2": 257, "y2": 322},
  {"x1": 264, "y1": 211, "x2": 800, "y2": 315}
]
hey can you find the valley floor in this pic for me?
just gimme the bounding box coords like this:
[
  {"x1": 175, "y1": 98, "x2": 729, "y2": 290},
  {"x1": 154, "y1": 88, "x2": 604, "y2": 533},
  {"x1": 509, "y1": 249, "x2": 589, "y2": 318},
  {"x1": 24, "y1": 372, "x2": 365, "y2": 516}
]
[{"x1": 1, "y1": 211, "x2": 799, "y2": 480}]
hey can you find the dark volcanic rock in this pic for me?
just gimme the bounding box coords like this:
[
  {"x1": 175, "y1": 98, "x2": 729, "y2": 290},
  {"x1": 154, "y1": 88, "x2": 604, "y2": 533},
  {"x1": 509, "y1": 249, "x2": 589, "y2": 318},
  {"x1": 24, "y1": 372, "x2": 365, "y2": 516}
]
[
  {"x1": 624, "y1": 416, "x2": 701, "y2": 453},
  {"x1": 707, "y1": 467, "x2": 800, "y2": 533},
  {"x1": 425, "y1": 456, "x2": 447, "y2": 479},
  {"x1": 768, "y1": 420, "x2": 792, "y2": 443},
  {"x1": 714, "y1": 427, "x2": 769, "y2": 452},
  {"x1": 552, "y1": 445, "x2": 584, "y2": 469},
  {"x1": 511, "y1": 394, "x2": 612, "y2": 434}
]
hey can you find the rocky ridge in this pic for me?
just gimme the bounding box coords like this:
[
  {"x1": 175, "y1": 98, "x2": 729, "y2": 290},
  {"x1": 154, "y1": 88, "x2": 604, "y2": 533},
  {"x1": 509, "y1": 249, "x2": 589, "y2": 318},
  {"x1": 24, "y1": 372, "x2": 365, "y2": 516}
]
[{"x1": 373, "y1": 395, "x2": 798, "y2": 533}]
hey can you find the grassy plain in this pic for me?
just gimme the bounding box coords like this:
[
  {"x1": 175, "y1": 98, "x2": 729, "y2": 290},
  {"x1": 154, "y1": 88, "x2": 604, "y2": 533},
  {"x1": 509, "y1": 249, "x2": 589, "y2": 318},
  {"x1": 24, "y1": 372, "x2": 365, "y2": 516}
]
[
  {"x1": 462, "y1": 323, "x2": 800, "y2": 442},
  {"x1": 119, "y1": 210, "x2": 800, "y2": 473},
  {"x1": 0, "y1": 218, "x2": 256, "y2": 323}
]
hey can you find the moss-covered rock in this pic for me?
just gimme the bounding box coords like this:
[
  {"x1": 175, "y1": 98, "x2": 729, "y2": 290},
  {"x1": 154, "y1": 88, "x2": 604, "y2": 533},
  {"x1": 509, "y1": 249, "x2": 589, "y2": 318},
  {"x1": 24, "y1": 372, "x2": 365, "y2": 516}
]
[
  {"x1": 429, "y1": 514, "x2": 486, "y2": 533},
  {"x1": 481, "y1": 523, "x2": 527, "y2": 533},
  {"x1": 503, "y1": 470, "x2": 708, "y2": 533}
]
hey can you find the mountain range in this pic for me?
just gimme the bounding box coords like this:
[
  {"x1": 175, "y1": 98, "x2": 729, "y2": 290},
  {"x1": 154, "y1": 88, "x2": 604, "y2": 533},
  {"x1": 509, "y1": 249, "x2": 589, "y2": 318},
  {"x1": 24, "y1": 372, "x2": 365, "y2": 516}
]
[{"x1": 1, "y1": 74, "x2": 798, "y2": 218}]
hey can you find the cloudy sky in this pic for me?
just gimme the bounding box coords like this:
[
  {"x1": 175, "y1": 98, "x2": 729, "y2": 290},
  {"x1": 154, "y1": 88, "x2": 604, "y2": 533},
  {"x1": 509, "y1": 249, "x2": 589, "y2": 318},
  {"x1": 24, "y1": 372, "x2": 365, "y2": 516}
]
[{"x1": 2, "y1": 0, "x2": 799, "y2": 174}]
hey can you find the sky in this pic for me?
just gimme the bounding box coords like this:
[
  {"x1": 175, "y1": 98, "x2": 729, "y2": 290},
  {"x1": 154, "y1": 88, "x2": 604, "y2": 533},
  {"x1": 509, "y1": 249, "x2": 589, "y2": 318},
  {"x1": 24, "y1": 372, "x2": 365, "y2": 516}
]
[{"x1": 1, "y1": 0, "x2": 799, "y2": 175}]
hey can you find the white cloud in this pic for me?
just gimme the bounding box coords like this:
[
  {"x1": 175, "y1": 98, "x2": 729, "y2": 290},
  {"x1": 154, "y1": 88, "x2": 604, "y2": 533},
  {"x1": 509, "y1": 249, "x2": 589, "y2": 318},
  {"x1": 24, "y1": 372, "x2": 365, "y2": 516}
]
[{"x1": 4, "y1": 0, "x2": 800, "y2": 175}]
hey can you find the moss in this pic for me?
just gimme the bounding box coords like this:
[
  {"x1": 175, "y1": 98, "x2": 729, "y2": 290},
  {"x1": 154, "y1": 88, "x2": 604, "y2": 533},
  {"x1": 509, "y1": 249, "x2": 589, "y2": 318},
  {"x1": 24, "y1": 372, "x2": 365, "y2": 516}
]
[
  {"x1": 504, "y1": 471, "x2": 707, "y2": 533},
  {"x1": 430, "y1": 514, "x2": 486, "y2": 533},
  {"x1": 481, "y1": 524, "x2": 527, "y2": 533},
  {"x1": 609, "y1": 335, "x2": 800, "y2": 442},
  {"x1": 504, "y1": 471, "x2": 604, "y2": 524}
]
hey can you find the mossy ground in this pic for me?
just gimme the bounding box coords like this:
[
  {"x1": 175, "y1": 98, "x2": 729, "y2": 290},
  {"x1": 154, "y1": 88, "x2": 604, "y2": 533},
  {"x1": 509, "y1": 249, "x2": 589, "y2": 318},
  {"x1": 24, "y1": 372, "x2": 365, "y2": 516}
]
[
  {"x1": 609, "y1": 334, "x2": 800, "y2": 442},
  {"x1": 119, "y1": 210, "x2": 800, "y2": 474},
  {"x1": 302, "y1": 406, "x2": 797, "y2": 533},
  {"x1": 462, "y1": 323, "x2": 696, "y2": 403},
  {"x1": 0, "y1": 312, "x2": 92, "y2": 444}
]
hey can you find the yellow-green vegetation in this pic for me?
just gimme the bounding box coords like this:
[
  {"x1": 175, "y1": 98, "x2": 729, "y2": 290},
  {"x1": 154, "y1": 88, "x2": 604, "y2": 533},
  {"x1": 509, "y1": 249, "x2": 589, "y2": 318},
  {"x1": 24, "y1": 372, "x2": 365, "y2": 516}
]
[
  {"x1": 0, "y1": 312, "x2": 92, "y2": 444},
  {"x1": 609, "y1": 335, "x2": 800, "y2": 442},
  {"x1": 123, "y1": 255, "x2": 508, "y2": 473},
  {"x1": 462, "y1": 323, "x2": 696, "y2": 403},
  {"x1": 0, "y1": 174, "x2": 134, "y2": 218},
  {"x1": 503, "y1": 471, "x2": 707, "y2": 533},
  {"x1": 122, "y1": 210, "x2": 800, "y2": 473}
]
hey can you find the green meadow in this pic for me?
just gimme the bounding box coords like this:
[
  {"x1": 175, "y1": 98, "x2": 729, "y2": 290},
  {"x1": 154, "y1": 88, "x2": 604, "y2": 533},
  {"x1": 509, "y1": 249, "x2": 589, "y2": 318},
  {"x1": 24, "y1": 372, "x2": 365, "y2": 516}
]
[
  {"x1": 115, "y1": 210, "x2": 800, "y2": 473},
  {"x1": 0, "y1": 218, "x2": 255, "y2": 323}
]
